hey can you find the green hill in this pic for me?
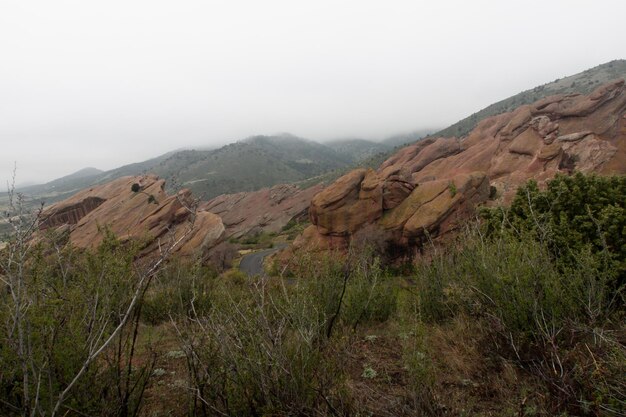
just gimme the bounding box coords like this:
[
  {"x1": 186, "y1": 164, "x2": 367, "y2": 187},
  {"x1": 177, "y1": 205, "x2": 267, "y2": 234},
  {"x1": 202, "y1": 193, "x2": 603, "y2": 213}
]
[
  {"x1": 324, "y1": 139, "x2": 392, "y2": 163},
  {"x1": 6, "y1": 134, "x2": 355, "y2": 205},
  {"x1": 157, "y1": 134, "x2": 352, "y2": 199}
]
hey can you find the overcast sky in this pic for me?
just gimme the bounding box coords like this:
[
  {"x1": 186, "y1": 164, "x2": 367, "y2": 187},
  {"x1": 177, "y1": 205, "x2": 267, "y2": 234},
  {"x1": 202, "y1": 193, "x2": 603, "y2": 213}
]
[{"x1": 1, "y1": 0, "x2": 625, "y2": 186}]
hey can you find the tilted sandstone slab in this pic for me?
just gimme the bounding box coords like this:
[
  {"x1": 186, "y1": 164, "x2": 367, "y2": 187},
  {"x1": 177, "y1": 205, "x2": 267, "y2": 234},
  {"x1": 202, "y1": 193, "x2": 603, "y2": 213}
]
[
  {"x1": 309, "y1": 169, "x2": 383, "y2": 236},
  {"x1": 202, "y1": 183, "x2": 322, "y2": 239},
  {"x1": 401, "y1": 173, "x2": 489, "y2": 239},
  {"x1": 40, "y1": 175, "x2": 225, "y2": 258}
]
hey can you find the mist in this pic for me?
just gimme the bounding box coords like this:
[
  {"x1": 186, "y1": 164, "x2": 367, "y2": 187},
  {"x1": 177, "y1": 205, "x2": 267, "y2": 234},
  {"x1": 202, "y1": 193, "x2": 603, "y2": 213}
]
[{"x1": 1, "y1": 0, "x2": 625, "y2": 186}]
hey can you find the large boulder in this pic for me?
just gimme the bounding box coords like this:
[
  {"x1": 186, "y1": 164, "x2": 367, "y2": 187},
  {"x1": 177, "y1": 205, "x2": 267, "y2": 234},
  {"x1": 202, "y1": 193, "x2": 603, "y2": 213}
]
[
  {"x1": 309, "y1": 169, "x2": 383, "y2": 235},
  {"x1": 380, "y1": 172, "x2": 489, "y2": 238}
]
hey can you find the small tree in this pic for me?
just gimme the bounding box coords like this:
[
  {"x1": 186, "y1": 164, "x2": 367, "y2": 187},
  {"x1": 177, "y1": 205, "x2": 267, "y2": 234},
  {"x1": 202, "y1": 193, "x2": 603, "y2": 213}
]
[{"x1": 130, "y1": 182, "x2": 158, "y2": 204}]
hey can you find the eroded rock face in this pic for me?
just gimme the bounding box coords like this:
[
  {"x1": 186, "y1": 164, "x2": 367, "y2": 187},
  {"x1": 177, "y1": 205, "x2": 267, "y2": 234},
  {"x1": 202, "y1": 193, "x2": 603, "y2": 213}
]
[
  {"x1": 40, "y1": 175, "x2": 225, "y2": 259},
  {"x1": 306, "y1": 79, "x2": 626, "y2": 250},
  {"x1": 202, "y1": 183, "x2": 322, "y2": 239},
  {"x1": 309, "y1": 169, "x2": 383, "y2": 235},
  {"x1": 40, "y1": 196, "x2": 106, "y2": 229}
]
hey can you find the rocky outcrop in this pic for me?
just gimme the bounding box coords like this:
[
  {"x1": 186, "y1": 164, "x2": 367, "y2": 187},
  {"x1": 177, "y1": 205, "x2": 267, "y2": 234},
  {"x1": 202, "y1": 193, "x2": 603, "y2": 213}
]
[
  {"x1": 305, "y1": 79, "x2": 626, "y2": 251},
  {"x1": 202, "y1": 183, "x2": 322, "y2": 239},
  {"x1": 39, "y1": 174, "x2": 322, "y2": 259},
  {"x1": 309, "y1": 169, "x2": 382, "y2": 235},
  {"x1": 40, "y1": 196, "x2": 106, "y2": 229},
  {"x1": 39, "y1": 175, "x2": 225, "y2": 259}
]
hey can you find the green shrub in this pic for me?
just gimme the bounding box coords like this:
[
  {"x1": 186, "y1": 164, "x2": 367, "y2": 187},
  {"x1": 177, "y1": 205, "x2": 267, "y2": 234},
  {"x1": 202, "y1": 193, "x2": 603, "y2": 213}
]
[
  {"x1": 171, "y1": 247, "x2": 397, "y2": 415},
  {"x1": 0, "y1": 231, "x2": 155, "y2": 416},
  {"x1": 407, "y1": 172, "x2": 626, "y2": 414},
  {"x1": 409, "y1": 224, "x2": 625, "y2": 414},
  {"x1": 341, "y1": 249, "x2": 397, "y2": 330},
  {"x1": 229, "y1": 231, "x2": 275, "y2": 248},
  {"x1": 448, "y1": 181, "x2": 457, "y2": 197},
  {"x1": 412, "y1": 248, "x2": 458, "y2": 323},
  {"x1": 173, "y1": 267, "x2": 347, "y2": 415},
  {"x1": 142, "y1": 261, "x2": 217, "y2": 325},
  {"x1": 281, "y1": 218, "x2": 309, "y2": 240},
  {"x1": 481, "y1": 173, "x2": 626, "y2": 285}
]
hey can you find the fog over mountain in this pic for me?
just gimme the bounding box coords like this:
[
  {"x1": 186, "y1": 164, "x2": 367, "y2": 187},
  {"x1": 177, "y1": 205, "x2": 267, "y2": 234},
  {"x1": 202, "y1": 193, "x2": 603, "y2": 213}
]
[{"x1": 1, "y1": 0, "x2": 625, "y2": 186}]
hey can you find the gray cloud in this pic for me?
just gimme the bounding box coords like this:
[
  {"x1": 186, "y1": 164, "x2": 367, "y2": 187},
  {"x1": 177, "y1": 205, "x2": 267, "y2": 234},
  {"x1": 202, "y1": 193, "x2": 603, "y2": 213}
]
[{"x1": 1, "y1": 0, "x2": 625, "y2": 186}]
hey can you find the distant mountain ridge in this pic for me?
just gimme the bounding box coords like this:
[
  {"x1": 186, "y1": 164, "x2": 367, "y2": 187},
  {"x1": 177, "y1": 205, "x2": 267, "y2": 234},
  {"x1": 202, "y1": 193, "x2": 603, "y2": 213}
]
[
  {"x1": 11, "y1": 134, "x2": 381, "y2": 204},
  {"x1": 381, "y1": 128, "x2": 438, "y2": 147}
]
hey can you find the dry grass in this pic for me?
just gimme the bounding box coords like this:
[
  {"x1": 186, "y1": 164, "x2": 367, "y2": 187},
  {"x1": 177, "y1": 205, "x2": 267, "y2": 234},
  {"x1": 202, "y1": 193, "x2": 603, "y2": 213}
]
[
  {"x1": 330, "y1": 316, "x2": 557, "y2": 417},
  {"x1": 343, "y1": 324, "x2": 416, "y2": 416},
  {"x1": 135, "y1": 324, "x2": 190, "y2": 417},
  {"x1": 426, "y1": 316, "x2": 529, "y2": 416}
]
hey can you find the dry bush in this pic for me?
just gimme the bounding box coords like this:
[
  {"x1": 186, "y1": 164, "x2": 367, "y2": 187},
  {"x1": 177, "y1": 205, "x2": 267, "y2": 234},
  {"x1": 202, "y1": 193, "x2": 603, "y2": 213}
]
[{"x1": 205, "y1": 241, "x2": 238, "y2": 272}]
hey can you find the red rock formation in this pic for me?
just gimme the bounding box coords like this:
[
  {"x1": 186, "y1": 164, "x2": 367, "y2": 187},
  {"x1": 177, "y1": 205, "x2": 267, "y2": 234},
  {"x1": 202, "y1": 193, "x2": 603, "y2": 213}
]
[
  {"x1": 202, "y1": 183, "x2": 322, "y2": 239},
  {"x1": 39, "y1": 174, "x2": 321, "y2": 260},
  {"x1": 40, "y1": 196, "x2": 105, "y2": 229},
  {"x1": 305, "y1": 79, "x2": 626, "y2": 250},
  {"x1": 39, "y1": 175, "x2": 225, "y2": 258},
  {"x1": 309, "y1": 169, "x2": 382, "y2": 235}
]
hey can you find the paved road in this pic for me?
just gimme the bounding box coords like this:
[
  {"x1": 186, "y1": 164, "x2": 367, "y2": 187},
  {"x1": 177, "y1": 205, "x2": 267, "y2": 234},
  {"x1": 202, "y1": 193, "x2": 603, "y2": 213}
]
[{"x1": 239, "y1": 243, "x2": 287, "y2": 276}]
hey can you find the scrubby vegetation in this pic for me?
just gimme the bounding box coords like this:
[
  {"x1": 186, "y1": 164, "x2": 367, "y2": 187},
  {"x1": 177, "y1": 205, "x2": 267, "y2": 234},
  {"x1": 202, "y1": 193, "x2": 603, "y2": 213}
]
[
  {"x1": 228, "y1": 231, "x2": 277, "y2": 249},
  {"x1": 1, "y1": 173, "x2": 624, "y2": 416},
  {"x1": 481, "y1": 172, "x2": 626, "y2": 286}
]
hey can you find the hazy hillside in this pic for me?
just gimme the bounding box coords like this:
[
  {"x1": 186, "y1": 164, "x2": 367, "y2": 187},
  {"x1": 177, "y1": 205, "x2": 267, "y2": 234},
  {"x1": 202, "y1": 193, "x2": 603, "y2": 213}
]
[
  {"x1": 381, "y1": 128, "x2": 437, "y2": 147},
  {"x1": 6, "y1": 135, "x2": 355, "y2": 204},
  {"x1": 324, "y1": 139, "x2": 392, "y2": 162},
  {"x1": 6, "y1": 60, "x2": 625, "y2": 208},
  {"x1": 19, "y1": 167, "x2": 102, "y2": 194},
  {"x1": 162, "y1": 135, "x2": 351, "y2": 199},
  {"x1": 435, "y1": 59, "x2": 626, "y2": 138},
  {"x1": 301, "y1": 60, "x2": 626, "y2": 188}
]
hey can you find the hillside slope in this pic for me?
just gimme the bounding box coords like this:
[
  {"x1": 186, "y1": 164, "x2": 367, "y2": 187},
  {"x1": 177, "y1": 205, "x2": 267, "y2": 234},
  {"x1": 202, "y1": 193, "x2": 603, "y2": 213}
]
[
  {"x1": 9, "y1": 135, "x2": 353, "y2": 204},
  {"x1": 167, "y1": 135, "x2": 350, "y2": 199},
  {"x1": 324, "y1": 139, "x2": 392, "y2": 163},
  {"x1": 435, "y1": 59, "x2": 626, "y2": 139}
]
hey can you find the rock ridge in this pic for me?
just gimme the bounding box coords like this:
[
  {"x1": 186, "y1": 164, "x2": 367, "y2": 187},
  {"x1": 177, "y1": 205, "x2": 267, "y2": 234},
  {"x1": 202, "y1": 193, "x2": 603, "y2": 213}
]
[{"x1": 303, "y1": 79, "x2": 626, "y2": 252}]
